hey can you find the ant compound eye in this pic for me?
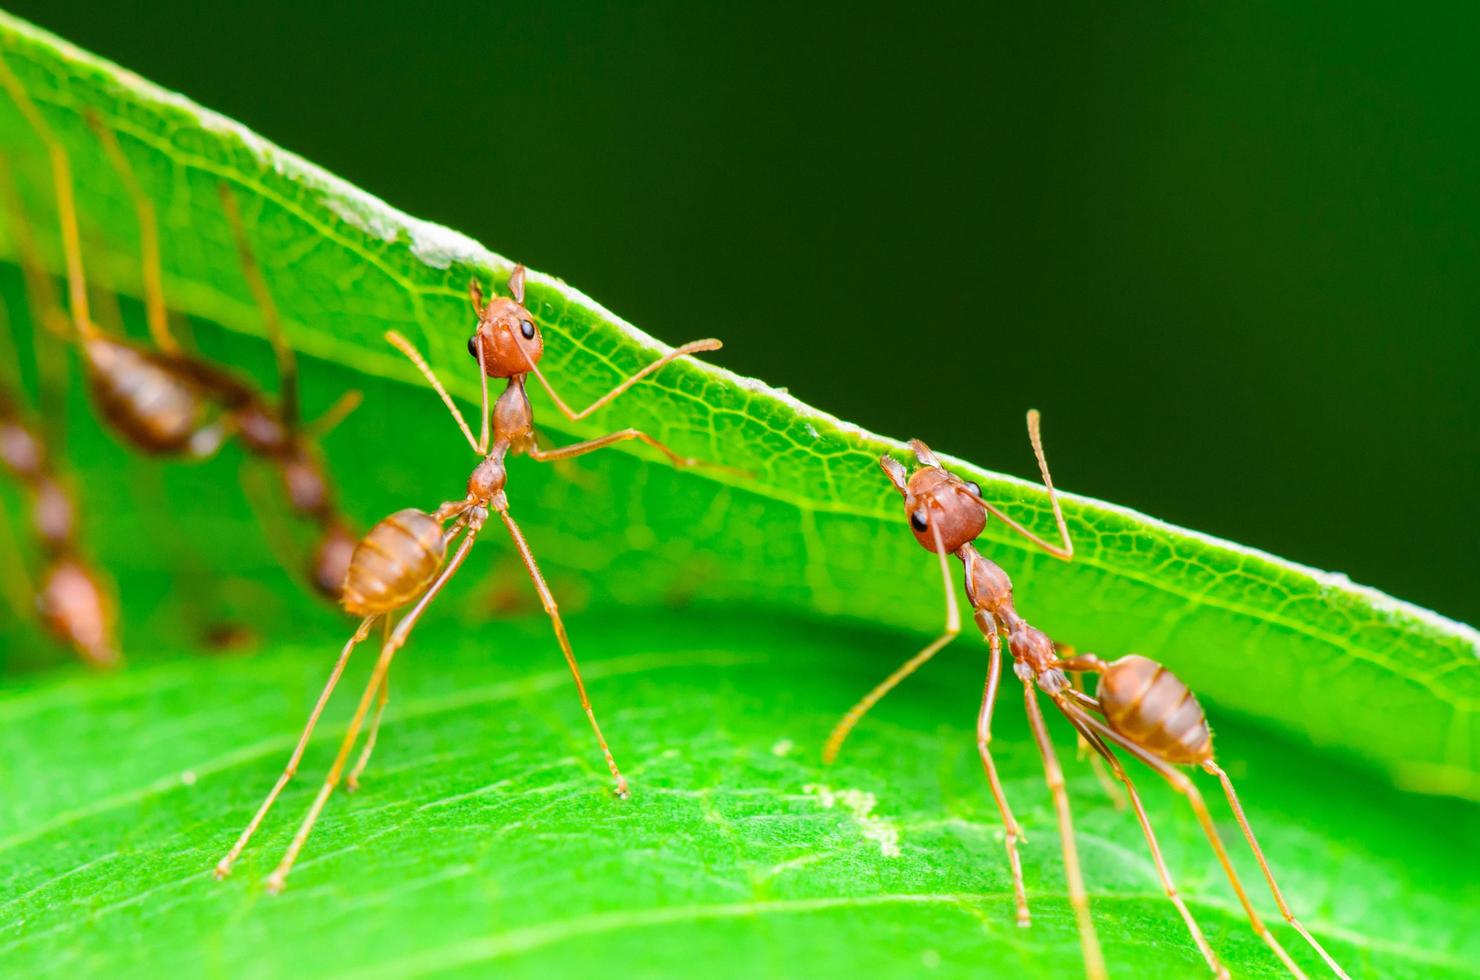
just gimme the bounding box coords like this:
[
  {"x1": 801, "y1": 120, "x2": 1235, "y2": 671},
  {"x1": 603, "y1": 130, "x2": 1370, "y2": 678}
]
[
  {"x1": 910, "y1": 508, "x2": 929, "y2": 533},
  {"x1": 466, "y1": 335, "x2": 479, "y2": 359},
  {"x1": 964, "y1": 481, "x2": 982, "y2": 498},
  {"x1": 520, "y1": 319, "x2": 536, "y2": 340}
]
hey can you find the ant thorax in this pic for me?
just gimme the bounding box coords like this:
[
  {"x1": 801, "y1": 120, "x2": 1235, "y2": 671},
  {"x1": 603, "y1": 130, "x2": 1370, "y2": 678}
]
[{"x1": 492, "y1": 377, "x2": 535, "y2": 455}]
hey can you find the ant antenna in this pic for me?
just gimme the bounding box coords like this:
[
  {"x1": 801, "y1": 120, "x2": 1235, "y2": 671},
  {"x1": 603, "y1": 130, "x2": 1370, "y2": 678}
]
[
  {"x1": 384, "y1": 330, "x2": 484, "y2": 453},
  {"x1": 823, "y1": 519, "x2": 959, "y2": 763}
]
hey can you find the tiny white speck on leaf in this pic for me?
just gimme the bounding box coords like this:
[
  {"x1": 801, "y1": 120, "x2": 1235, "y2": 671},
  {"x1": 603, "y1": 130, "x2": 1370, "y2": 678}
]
[
  {"x1": 803, "y1": 783, "x2": 902, "y2": 858},
  {"x1": 180, "y1": 770, "x2": 198, "y2": 786},
  {"x1": 771, "y1": 739, "x2": 794, "y2": 757}
]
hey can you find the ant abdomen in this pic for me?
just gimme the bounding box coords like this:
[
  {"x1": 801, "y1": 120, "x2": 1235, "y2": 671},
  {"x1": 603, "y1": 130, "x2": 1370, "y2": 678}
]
[
  {"x1": 340, "y1": 509, "x2": 447, "y2": 616},
  {"x1": 84, "y1": 338, "x2": 210, "y2": 454},
  {"x1": 37, "y1": 557, "x2": 117, "y2": 668},
  {"x1": 309, "y1": 522, "x2": 357, "y2": 601},
  {"x1": 0, "y1": 416, "x2": 44, "y2": 479},
  {"x1": 1098, "y1": 655, "x2": 1213, "y2": 765}
]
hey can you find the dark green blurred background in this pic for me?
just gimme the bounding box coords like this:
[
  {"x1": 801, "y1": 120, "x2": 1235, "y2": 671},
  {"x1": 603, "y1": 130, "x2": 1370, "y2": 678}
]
[{"x1": 12, "y1": 2, "x2": 1476, "y2": 623}]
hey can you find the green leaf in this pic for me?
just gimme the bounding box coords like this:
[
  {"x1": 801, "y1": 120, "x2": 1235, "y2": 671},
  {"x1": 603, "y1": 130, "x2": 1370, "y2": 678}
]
[
  {"x1": 3, "y1": 612, "x2": 1476, "y2": 979},
  {"x1": 0, "y1": 11, "x2": 1474, "y2": 980},
  {"x1": 0, "y1": 11, "x2": 1474, "y2": 800}
]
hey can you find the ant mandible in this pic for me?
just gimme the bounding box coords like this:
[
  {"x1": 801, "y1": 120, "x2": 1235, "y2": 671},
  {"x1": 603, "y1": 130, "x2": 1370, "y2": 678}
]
[
  {"x1": 824, "y1": 415, "x2": 1348, "y2": 980},
  {"x1": 213, "y1": 263, "x2": 724, "y2": 893}
]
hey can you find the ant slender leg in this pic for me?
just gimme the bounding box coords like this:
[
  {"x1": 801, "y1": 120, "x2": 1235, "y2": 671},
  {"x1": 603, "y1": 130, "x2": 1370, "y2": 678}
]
[
  {"x1": 86, "y1": 112, "x2": 177, "y2": 355},
  {"x1": 824, "y1": 524, "x2": 960, "y2": 764},
  {"x1": 528, "y1": 428, "x2": 708, "y2": 470},
  {"x1": 218, "y1": 184, "x2": 299, "y2": 425},
  {"x1": 0, "y1": 153, "x2": 67, "y2": 339},
  {"x1": 978, "y1": 630, "x2": 1030, "y2": 926},
  {"x1": 1204, "y1": 761, "x2": 1350, "y2": 979},
  {"x1": 531, "y1": 427, "x2": 597, "y2": 487},
  {"x1": 0, "y1": 155, "x2": 69, "y2": 449},
  {"x1": 1022, "y1": 680, "x2": 1106, "y2": 980},
  {"x1": 0, "y1": 54, "x2": 97, "y2": 340},
  {"x1": 303, "y1": 390, "x2": 364, "y2": 440},
  {"x1": 214, "y1": 614, "x2": 378, "y2": 880},
  {"x1": 1057, "y1": 702, "x2": 1226, "y2": 977},
  {"x1": 385, "y1": 331, "x2": 486, "y2": 454},
  {"x1": 1052, "y1": 653, "x2": 1110, "y2": 674},
  {"x1": 1065, "y1": 670, "x2": 1125, "y2": 808},
  {"x1": 0, "y1": 297, "x2": 25, "y2": 408},
  {"x1": 347, "y1": 616, "x2": 396, "y2": 793},
  {"x1": 0, "y1": 495, "x2": 34, "y2": 615},
  {"x1": 493, "y1": 503, "x2": 629, "y2": 799},
  {"x1": 265, "y1": 523, "x2": 483, "y2": 894},
  {"x1": 1071, "y1": 711, "x2": 1309, "y2": 980},
  {"x1": 237, "y1": 460, "x2": 305, "y2": 585},
  {"x1": 524, "y1": 339, "x2": 722, "y2": 422}
]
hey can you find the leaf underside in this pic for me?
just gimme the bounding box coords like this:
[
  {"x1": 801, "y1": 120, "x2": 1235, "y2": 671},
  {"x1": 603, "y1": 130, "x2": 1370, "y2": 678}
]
[{"x1": 0, "y1": 11, "x2": 1474, "y2": 980}]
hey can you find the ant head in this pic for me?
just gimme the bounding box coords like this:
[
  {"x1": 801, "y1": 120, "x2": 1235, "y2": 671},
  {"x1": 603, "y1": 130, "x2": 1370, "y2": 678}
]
[
  {"x1": 467, "y1": 264, "x2": 543, "y2": 378},
  {"x1": 879, "y1": 439, "x2": 986, "y2": 554}
]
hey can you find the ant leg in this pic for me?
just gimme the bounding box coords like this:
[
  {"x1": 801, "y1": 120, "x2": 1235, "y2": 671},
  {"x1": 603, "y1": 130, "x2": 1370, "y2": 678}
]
[
  {"x1": 525, "y1": 338, "x2": 722, "y2": 422},
  {"x1": 86, "y1": 112, "x2": 177, "y2": 354},
  {"x1": 528, "y1": 428, "x2": 718, "y2": 472},
  {"x1": 493, "y1": 503, "x2": 629, "y2": 799},
  {"x1": 824, "y1": 522, "x2": 960, "y2": 763},
  {"x1": 0, "y1": 156, "x2": 69, "y2": 448},
  {"x1": 1073, "y1": 712, "x2": 1310, "y2": 980},
  {"x1": 264, "y1": 522, "x2": 483, "y2": 894},
  {"x1": 0, "y1": 300, "x2": 26, "y2": 416},
  {"x1": 1205, "y1": 761, "x2": 1349, "y2": 979},
  {"x1": 1066, "y1": 671, "x2": 1126, "y2": 809},
  {"x1": 1051, "y1": 650, "x2": 1124, "y2": 806},
  {"x1": 347, "y1": 616, "x2": 396, "y2": 792},
  {"x1": 0, "y1": 153, "x2": 67, "y2": 340},
  {"x1": 1052, "y1": 653, "x2": 1110, "y2": 674},
  {"x1": 0, "y1": 493, "x2": 35, "y2": 617},
  {"x1": 1057, "y1": 701, "x2": 1226, "y2": 977},
  {"x1": 0, "y1": 55, "x2": 98, "y2": 340},
  {"x1": 213, "y1": 614, "x2": 378, "y2": 880},
  {"x1": 384, "y1": 331, "x2": 487, "y2": 454},
  {"x1": 218, "y1": 184, "x2": 299, "y2": 425},
  {"x1": 979, "y1": 630, "x2": 1030, "y2": 926},
  {"x1": 530, "y1": 428, "x2": 594, "y2": 487},
  {"x1": 237, "y1": 460, "x2": 305, "y2": 586},
  {"x1": 1021, "y1": 680, "x2": 1106, "y2": 980},
  {"x1": 302, "y1": 390, "x2": 364, "y2": 440}
]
